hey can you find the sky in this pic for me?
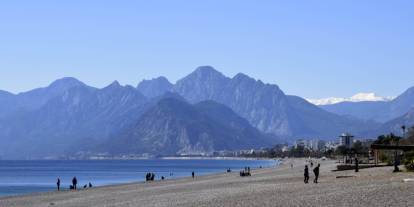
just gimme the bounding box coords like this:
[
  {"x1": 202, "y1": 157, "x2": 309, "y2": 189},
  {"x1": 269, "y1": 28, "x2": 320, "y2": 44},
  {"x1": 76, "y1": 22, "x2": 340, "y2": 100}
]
[{"x1": 0, "y1": 0, "x2": 413, "y2": 99}]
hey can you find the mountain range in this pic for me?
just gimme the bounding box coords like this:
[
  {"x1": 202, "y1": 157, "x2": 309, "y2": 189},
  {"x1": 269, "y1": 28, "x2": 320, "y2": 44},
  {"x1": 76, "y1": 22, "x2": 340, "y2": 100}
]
[
  {"x1": 0, "y1": 66, "x2": 412, "y2": 159},
  {"x1": 307, "y1": 93, "x2": 394, "y2": 105},
  {"x1": 321, "y1": 86, "x2": 414, "y2": 123},
  {"x1": 102, "y1": 97, "x2": 271, "y2": 156}
]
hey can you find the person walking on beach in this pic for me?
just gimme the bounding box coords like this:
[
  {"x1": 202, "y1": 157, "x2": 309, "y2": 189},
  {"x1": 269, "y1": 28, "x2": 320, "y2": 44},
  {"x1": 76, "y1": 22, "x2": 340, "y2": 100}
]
[
  {"x1": 57, "y1": 178, "x2": 61, "y2": 191},
  {"x1": 355, "y1": 157, "x2": 359, "y2": 172},
  {"x1": 192, "y1": 171, "x2": 195, "y2": 179},
  {"x1": 72, "y1": 177, "x2": 78, "y2": 190},
  {"x1": 313, "y1": 164, "x2": 320, "y2": 183},
  {"x1": 304, "y1": 165, "x2": 309, "y2": 184}
]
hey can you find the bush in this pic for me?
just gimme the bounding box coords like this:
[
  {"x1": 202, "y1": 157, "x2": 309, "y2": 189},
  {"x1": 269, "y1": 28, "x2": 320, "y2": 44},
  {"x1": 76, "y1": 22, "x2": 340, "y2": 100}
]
[{"x1": 404, "y1": 151, "x2": 414, "y2": 171}]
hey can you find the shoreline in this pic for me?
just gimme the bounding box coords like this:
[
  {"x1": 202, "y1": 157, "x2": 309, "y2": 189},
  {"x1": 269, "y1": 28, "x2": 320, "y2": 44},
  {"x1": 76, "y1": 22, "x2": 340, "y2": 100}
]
[
  {"x1": 0, "y1": 158, "x2": 279, "y2": 199},
  {"x1": 0, "y1": 157, "x2": 279, "y2": 161},
  {"x1": 1, "y1": 158, "x2": 413, "y2": 207},
  {"x1": 0, "y1": 161, "x2": 279, "y2": 200},
  {"x1": 160, "y1": 156, "x2": 279, "y2": 161}
]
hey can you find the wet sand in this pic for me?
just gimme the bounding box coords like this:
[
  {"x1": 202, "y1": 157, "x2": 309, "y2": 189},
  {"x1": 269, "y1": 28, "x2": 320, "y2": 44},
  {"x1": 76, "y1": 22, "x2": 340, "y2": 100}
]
[{"x1": 1, "y1": 159, "x2": 413, "y2": 207}]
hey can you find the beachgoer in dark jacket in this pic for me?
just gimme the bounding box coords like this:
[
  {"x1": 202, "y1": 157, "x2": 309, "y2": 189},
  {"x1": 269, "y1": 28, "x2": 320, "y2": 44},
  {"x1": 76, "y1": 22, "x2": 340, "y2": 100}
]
[
  {"x1": 72, "y1": 177, "x2": 78, "y2": 190},
  {"x1": 313, "y1": 164, "x2": 320, "y2": 183},
  {"x1": 304, "y1": 165, "x2": 309, "y2": 184},
  {"x1": 57, "y1": 178, "x2": 61, "y2": 191},
  {"x1": 355, "y1": 158, "x2": 359, "y2": 172}
]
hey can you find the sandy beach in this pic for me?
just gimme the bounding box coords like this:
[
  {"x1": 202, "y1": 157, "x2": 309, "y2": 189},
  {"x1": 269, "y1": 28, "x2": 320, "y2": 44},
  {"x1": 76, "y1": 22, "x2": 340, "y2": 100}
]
[{"x1": 1, "y1": 159, "x2": 413, "y2": 207}]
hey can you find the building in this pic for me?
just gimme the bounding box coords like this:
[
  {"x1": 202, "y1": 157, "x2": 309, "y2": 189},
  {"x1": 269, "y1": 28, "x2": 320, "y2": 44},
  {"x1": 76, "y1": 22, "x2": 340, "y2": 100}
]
[
  {"x1": 339, "y1": 133, "x2": 354, "y2": 149},
  {"x1": 325, "y1": 141, "x2": 339, "y2": 150},
  {"x1": 309, "y1": 139, "x2": 326, "y2": 151},
  {"x1": 294, "y1": 139, "x2": 307, "y2": 149}
]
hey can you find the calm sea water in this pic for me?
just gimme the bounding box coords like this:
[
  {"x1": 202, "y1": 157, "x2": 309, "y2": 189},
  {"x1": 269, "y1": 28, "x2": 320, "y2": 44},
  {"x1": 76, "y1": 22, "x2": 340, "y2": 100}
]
[{"x1": 0, "y1": 159, "x2": 277, "y2": 197}]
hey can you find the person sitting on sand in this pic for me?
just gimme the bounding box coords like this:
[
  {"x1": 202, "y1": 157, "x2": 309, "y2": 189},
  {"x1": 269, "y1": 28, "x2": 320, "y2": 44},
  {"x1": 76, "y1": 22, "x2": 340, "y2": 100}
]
[
  {"x1": 192, "y1": 171, "x2": 195, "y2": 179},
  {"x1": 313, "y1": 164, "x2": 320, "y2": 183},
  {"x1": 72, "y1": 177, "x2": 78, "y2": 190},
  {"x1": 57, "y1": 178, "x2": 61, "y2": 191},
  {"x1": 89, "y1": 182, "x2": 93, "y2": 188},
  {"x1": 304, "y1": 165, "x2": 309, "y2": 184}
]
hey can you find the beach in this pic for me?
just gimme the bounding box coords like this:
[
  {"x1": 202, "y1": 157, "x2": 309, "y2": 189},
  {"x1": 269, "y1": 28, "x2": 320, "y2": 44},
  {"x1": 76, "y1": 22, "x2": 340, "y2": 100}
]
[{"x1": 1, "y1": 159, "x2": 413, "y2": 207}]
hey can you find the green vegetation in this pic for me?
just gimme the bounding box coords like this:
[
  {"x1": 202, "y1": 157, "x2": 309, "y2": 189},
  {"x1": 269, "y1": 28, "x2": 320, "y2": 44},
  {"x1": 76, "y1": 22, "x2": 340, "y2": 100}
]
[
  {"x1": 373, "y1": 134, "x2": 403, "y2": 164},
  {"x1": 373, "y1": 133, "x2": 402, "y2": 145},
  {"x1": 404, "y1": 151, "x2": 414, "y2": 171}
]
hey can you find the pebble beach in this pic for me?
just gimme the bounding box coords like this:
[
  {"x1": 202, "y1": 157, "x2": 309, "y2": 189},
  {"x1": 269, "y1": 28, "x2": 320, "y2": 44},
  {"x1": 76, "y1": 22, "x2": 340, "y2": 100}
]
[{"x1": 1, "y1": 159, "x2": 413, "y2": 207}]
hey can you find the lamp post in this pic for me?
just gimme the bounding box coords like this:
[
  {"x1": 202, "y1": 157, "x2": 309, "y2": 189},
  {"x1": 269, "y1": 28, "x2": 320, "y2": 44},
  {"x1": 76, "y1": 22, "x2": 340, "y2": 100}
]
[
  {"x1": 393, "y1": 128, "x2": 405, "y2": 173},
  {"x1": 402, "y1": 125, "x2": 406, "y2": 138},
  {"x1": 394, "y1": 125, "x2": 406, "y2": 172}
]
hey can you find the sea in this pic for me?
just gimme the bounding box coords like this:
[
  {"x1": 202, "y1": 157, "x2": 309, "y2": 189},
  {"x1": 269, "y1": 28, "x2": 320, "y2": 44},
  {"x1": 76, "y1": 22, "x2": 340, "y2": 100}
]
[{"x1": 0, "y1": 158, "x2": 278, "y2": 197}]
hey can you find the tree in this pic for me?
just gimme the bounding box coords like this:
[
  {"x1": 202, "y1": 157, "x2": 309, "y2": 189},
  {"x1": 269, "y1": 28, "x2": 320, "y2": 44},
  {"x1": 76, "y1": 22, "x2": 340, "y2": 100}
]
[
  {"x1": 374, "y1": 133, "x2": 402, "y2": 145},
  {"x1": 404, "y1": 151, "x2": 414, "y2": 171},
  {"x1": 335, "y1": 145, "x2": 348, "y2": 156},
  {"x1": 403, "y1": 126, "x2": 414, "y2": 145},
  {"x1": 351, "y1": 141, "x2": 368, "y2": 155}
]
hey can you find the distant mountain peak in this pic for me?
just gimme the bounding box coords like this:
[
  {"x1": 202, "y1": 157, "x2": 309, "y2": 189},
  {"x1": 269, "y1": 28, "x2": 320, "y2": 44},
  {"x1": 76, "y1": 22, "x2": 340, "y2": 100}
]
[
  {"x1": 192, "y1": 66, "x2": 225, "y2": 78},
  {"x1": 137, "y1": 76, "x2": 173, "y2": 98},
  {"x1": 195, "y1": 65, "x2": 219, "y2": 72},
  {"x1": 102, "y1": 81, "x2": 122, "y2": 90},
  {"x1": 307, "y1": 92, "x2": 394, "y2": 105},
  {"x1": 49, "y1": 77, "x2": 85, "y2": 89},
  {"x1": 110, "y1": 80, "x2": 121, "y2": 87},
  {"x1": 233, "y1": 73, "x2": 253, "y2": 81},
  {"x1": 137, "y1": 76, "x2": 171, "y2": 88},
  {"x1": 155, "y1": 76, "x2": 170, "y2": 82}
]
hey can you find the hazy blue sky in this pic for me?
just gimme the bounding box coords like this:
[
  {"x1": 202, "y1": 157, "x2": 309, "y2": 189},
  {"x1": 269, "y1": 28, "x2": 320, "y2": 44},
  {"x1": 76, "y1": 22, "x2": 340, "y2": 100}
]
[{"x1": 1, "y1": 0, "x2": 413, "y2": 98}]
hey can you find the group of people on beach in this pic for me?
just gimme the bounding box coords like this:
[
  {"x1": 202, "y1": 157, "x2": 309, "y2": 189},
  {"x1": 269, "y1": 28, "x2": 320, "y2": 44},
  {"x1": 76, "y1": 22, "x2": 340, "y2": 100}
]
[
  {"x1": 56, "y1": 177, "x2": 93, "y2": 191},
  {"x1": 146, "y1": 171, "x2": 196, "y2": 182},
  {"x1": 146, "y1": 173, "x2": 156, "y2": 181},
  {"x1": 240, "y1": 167, "x2": 251, "y2": 177},
  {"x1": 304, "y1": 161, "x2": 320, "y2": 184}
]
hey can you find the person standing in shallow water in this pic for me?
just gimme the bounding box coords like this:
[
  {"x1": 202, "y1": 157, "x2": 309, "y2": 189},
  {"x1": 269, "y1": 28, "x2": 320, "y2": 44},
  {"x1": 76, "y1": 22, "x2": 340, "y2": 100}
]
[
  {"x1": 313, "y1": 164, "x2": 320, "y2": 183},
  {"x1": 57, "y1": 178, "x2": 61, "y2": 191},
  {"x1": 304, "y1": 165, "x2": 309, "y2": 184},
  {"x1": 72, "y1": 177, "x2": 78, "y2": 190}
]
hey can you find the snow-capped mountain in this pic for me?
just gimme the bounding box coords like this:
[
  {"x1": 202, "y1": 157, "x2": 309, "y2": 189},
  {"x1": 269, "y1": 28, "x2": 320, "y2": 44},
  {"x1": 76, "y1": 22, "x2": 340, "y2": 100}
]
[{"x1": 307, "y1": 93, "x2": 394, "y2": 106}]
